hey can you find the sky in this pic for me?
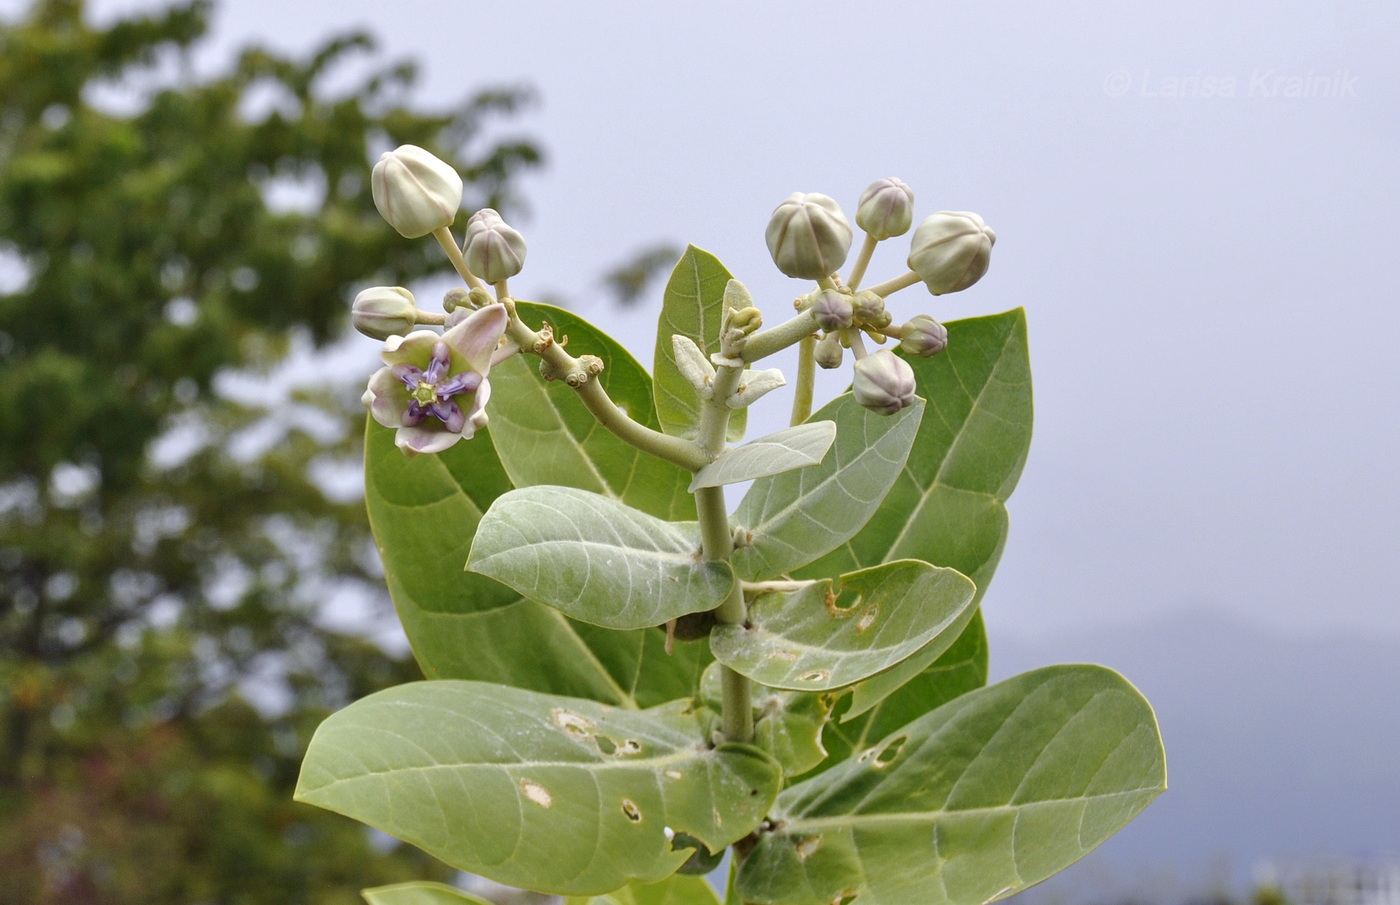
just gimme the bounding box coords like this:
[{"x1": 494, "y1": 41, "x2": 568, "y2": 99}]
[
  {"x1": 90, "y1": 0, "x2": 1395, "y2": 645},
  {"x1": 6, "y1": 0, "x2": 1398, "y2": 892}
]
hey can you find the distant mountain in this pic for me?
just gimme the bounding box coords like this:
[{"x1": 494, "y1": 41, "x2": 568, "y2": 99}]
[{"x1": 986, "y1": 611, "x2": 1400, "y2": 903}]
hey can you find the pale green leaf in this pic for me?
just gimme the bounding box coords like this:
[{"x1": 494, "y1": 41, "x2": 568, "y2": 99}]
[
  {"x1": 699, "y1": 662, "x2": 833, "y2": 779},
  {"x1": 732, "y1": 397, "x2": 924, "y2": 581},
  {"x1": 565, "y1": 874, "x2": 723, "y2": 905},
  {"x1": 736, "y1": 665, "x2": 1166, "y2": 905},
  {"x1": 653, "y1": 246, "x2": 745, "y2": 442},
  {"x1": 710, "y1": 560, "x2": 976, "y2": 692},
  {"x1": 689, "y1": 421, "x2": 836, "y2": 491},
  {"x1": 799, "y1": 310, "x2": 1032, "y2": 731},
  {"x1": 468, "y1": 486, "x2": 734, "y2": 629},
  {"x1": 366, "y1": 421, "x2": 709, "y2": 707},
  {"x1": 362, "y1": 882, "x2": 494, "y2": 905},
  {"x1": 490, "y1": 301, "x2": 695, "y2": 521},
  {"x1": 296, "y1": 682, "x2": 781, "y2": 896}
]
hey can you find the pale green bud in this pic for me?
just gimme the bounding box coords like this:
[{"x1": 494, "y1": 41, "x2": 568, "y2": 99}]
[
  {"x1": 442, "y1": 287, "x2": 470, "y2": 311},
  {"x1": 765, "y1": 192, "x2": 853, "y2": 280},
  {"x1": 907, "y1": 211, "x2": 996, "y2": 295},
  {"x1": 352, "y1": 286, "x2": 418, "y2": 340},
  {"x1": 852, "y1": 349, "x2": 917, "y2": 415},
  {"x1": 856, "y1": 178, "x2": 914, "y2": 240},
  {"x1": 810, "y1": 289, "x2": 854, "y2": 332},
  {"x1": 726, "y1": 306, "x2": 764, "y2": 336},
  {"x1": 463, "y1": 209, "x2": 527, "y2": 283},
  {"x1": 814, "y1": 333, "x2": 844, "y2": 369},
  {"x1": 899, "y1": 314, "x2": 949, "y2": 358},
  {"x1": 851, "y1": 290, "x2": 887, "y2": 327},
  {"x1": 371, "y1": 145, "x2": 463, "y2": 239}
]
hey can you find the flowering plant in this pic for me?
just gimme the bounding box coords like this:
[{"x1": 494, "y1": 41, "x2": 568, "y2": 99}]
[{"x1": 295, "y1": 146, "x2": 1165, "y2": 905}]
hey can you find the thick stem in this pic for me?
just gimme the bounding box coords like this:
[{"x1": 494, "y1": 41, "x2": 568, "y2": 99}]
[
  {"x1": 432, "y1": 226, "x2": 488, "y2": 292},
  {"x1": 790, "y1": 335, "x2": 816, "y2": 426},
  {"x1": 503, "y1": 309, "x2": 708, "y2": 471},
  {"x1": 846, "y1": 233, "x2": 880, "y2": 290},
  {"x1": 741, "y1": 308, "x2": 817, "y2": 363},
  {"x1": 865, "y1": 269, "x2": 922, "y2": 299}
]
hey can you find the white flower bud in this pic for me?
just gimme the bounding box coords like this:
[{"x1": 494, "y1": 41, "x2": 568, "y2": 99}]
[
  {"x1": 856, "y1": 178, "x2": 914, "y2": 240},
  {"x1": 899, "y1": 314, "x2": 949, "y2": 358},
  {"x1": 852, "y1": 350, "x2": 917, "y2": 416},
  {"x1": 765, "y1": 192, "x2": 853, "y2": 280},
  {"x1": 907, "y1": 211, "x2": 996, "y2": 295},
  {"x1": 814, "y1": 333, "x2": 844, "y2": 369},
  {"x1": 672, "y1": 334, "x2": 716, "y2": 397},
  {"x1": 810, "y1": 289, "x2": 854, "y2": 332},
  {"x1": 371, "y1": 145, "x2": 463, "y2": 239},
  {"x1": 352, "y1": 286, "x2": 418, "y2": 340},
  {"x1": 463, "y1": 208, "x2": 527, "y2": 283},
  {"x1": 727, "y1": 368, "x2": 786, "y2": 409}
]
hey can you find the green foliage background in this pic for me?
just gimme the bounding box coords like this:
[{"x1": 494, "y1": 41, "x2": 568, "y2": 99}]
[{"x1": 0, "y1": 1, "x2": 542, "y2": 900}]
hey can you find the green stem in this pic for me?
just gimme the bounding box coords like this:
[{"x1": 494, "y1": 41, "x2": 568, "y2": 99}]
[
  {"x1": 432, "y1": 226, "x2": 488, "y2": 292},
  {"x1": 865, "y1": 269, "x2": 922, "y2": 299},
  {"x1": 741, "y1": 308, "x2": 817, "y2": 363},
  {"x1": 846, "y1": 233, "x2": 879, "y2": 290},
  {"x1": 790, "y1": 335, "x2": 816, "y2": 426}
]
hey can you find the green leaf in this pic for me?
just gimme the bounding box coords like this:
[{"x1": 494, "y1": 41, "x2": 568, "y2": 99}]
[
  {"x1": 366, "y1": 421, "x2": 710, "y2": 707},
  {"x1": 565, "y1": 874, "x2": 723, "y2": 905},
  {"x1": 296, "y1": 682, "x2": 781, "y2": 896},
  {"x1": 736, "y1": 665, "x2": 1166, "y2": 905},
  {"x1": 799, "y1": 309, "x2": 1032, "y2": 726},
  {"x1": 362, "y1": 882, "x2": 494, "y2": 905},
  {"x1": 653, "y1": 246, "x2": 745, "y2": 442},
  {"x1": 732, "y1": 396, "x2": 924, "y2": 581},
  {"x1": 689, "y1": 421, "x2": 836, "y2": 491},
  {"x1": 699, "y1": 662, "x2": 833, "y2": 779},
  {"x1": 490, "y1": 301, "x2": 695, "y2": 521},
  {"x1": 709, "y1": 560, "x2": 976, "y2": 692},
  {"x1": 468, "y1": 486, "x2": 733, "y2": 629}
]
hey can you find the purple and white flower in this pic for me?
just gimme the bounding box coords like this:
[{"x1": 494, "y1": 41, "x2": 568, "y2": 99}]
[{"x1": 362, "y1": 303, "x2": 509, "y2": 456}]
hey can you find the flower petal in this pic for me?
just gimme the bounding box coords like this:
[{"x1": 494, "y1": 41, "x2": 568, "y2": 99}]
[
  {"x1": 442, "y1": 303, "x2": 508, "y2": 376},
  {"x1": 365, "y1": 367, "x2": 411, "y2": 429},
  {"x1": 381, "y1": 330, "x2": 442, "y2": 368},
  {"x1": 427, "y1": 399, "x2": 466, "y2": 432},
  {"x1": 395, "y1": 424, "x2": 462, "y2": 457}
]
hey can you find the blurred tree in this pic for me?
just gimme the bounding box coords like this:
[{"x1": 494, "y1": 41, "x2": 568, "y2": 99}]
[{"x1": 0, "y1": 0, "x2": 542, "y2": 901}]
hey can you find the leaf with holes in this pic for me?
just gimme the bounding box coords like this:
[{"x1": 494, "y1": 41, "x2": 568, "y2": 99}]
[
  {"x1": 798, "y1": 310, "x2": 1032, "y2": 734},
  {"x1": 653, "y1": 246, "x2": 745, "y2": 442},
  {"x1": 489, "y1": 301, "x2": 695, "y2": 521},
  {"x1": 361, "y1": 882, "x2": 494, "y2": 905},
  {"x1": 564, "y1": 874, "x2": 723, "y2": 905},
  {"x1": 365, "y1": 421, "x2": 709, "y2": 707},
  {"x1": 736, "y1": 665, "x2": 1166, "y2": 905},
  {"x1": 468, "y1": 485, "x2": 734, "y2": 629},
  {"x1": 296, "y1": 681, "x2": 781, "y2": 896},
  {"x1": 732, "y1": 396, "x2": 924, "y2": 581},
  {"x1": 690, "y1": 421, "x2": 836, "y2": 491},
  {"x1": 710, "y1": 560, "x2": 976, "y2": 692}
]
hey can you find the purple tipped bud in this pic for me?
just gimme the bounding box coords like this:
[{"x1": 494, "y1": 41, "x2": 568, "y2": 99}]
[
  {"x1": 463, "y1": 208, "x2": 527, "y2": 283},
  {"x1": 899, "y1": 314, "x2": 949, "y2": 358},
  {"x1": 371, "y1": 145, "x2": 463, "y2": 239},
  {"x1": 765, "y1": 192, "x2": 853, "y2": 280},
  {"x1": 856, "y1": 178, "x2": 915, "y2": 240},
  {"x1": 814, "y1": 333, "x2": 844, "y2": 370},
  {"x1": 907, "y1": 211, "x2": 996, "y2": 295},
  {"x1": 810, "y1": 289, "x2": 855, "y2": 332},
  {"x1": 853, "y1": 349, "x2": 917, "y2": 416}
]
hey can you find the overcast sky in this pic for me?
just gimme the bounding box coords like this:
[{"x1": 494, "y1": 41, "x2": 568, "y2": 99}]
[{"x1": 23, "y1": 0, "x2": 1400, "y2": 644}]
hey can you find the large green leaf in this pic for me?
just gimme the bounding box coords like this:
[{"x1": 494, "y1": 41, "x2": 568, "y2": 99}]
[
  {"x1": 731, "y1": 396, "x2": 924, "y2": 581},
  {"x1": 468, "y1": 486, "x2": 734, "y2": 630},
  {"x1": 736, "y1": 665, "x2": 1166, "y2": 905},
  {"x1": 799, "y1": 310, "x2": 1032, "y2": 729},
  {"x1": 653, "y1": 246, "x2": 745, "y2": 442},
  {"x1": 361, "y1": 882, "x2": 493, "y2": 905},
  {"x1": 490, "y1": 301, "x2": 695, "y2": 521},
  {"x1": 565, "y1": 874, "x2": 723, "y2": 905},
  {"x1": 709, "y1": 560, "x2": 976, "y2": 692},
  {"x1": 297, "y1": 682, "x2": 781, "y2": 896},
  {"x1": 689, "y1": 421, "x2": 836, "y2": 491},
  {"x1": 365, "y1": 421, "x2": 709, "y2": 707}
]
